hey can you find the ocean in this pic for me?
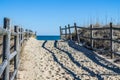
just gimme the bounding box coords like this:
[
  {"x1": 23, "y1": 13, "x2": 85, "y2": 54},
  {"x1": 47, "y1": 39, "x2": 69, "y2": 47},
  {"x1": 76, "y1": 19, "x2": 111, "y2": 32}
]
[{"x1": 36, "y1": 35, "x2": 60, "y2": 40}]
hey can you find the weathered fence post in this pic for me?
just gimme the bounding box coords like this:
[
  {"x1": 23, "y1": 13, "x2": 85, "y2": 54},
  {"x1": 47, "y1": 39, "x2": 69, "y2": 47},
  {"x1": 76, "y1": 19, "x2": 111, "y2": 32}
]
[
  {"x1": 20, "y1": 28, "x2": 22, "y2": 47},
  {"x1": 14, "y1": 26, "x2": 19, "y2": 79},
  {"x1": 17, "y1": 27, "x2": 20, "y2": 66},
  {"x1": 110, "y1": 22, "x2": 114, "y2": 59},
  {"x1": 59, "y1": 26, "x2": 62, "y2": 39},
  {"x1": 25, "y1": 29, "x2": 28, "y2": 40},
  {"x1": 21, "y1": 28, "x2": 23, "y2": 46},
  {"x1": 65, "y1": 26, "x2": 67, "y2": 40},
  {"x1": 2, "y1": 18, "x2": 11, "y2": 80},
  {"x1": 90, "y1": 24, "x2": 93, "y2": 48},
  {"x1": 68, "y1": 24, "x2": 72, "y2": 40},
  {"x1": 22, "y1": 28, "x2": 24, "y2": 44},
  {"x1": 19, "y1": 28, "x2": 21, "y2": 45},
  {"x1": 74, "y1": 23, "x2": 79, "y2": 43}
]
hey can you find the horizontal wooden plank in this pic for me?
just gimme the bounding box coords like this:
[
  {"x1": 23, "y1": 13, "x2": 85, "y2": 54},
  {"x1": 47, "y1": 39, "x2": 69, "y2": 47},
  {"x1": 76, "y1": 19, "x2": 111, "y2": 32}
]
[
  {"x1": 0, "y1": 60, "x2": 8, "y2": 76},
  {"x1": 61, "y1": 26, "x2": 120, "y2": 31},
  {"x1": 69, "y1": 26, "x2": 75, "y2": 28},
  {"x1": 80, "y1": 36, "x2": 111, "y2": 40},
  {"x1": 92, "y1": 38, "x2": 110, "y2": 40},
  {"x1": 61, "y1": 28, "x2": 66, "y2": 30},
  {"x1": 77, "y1": 26, "x2": 90, "y2": 30},
  {"x1": 9, "y1": 51, "x2": 17, "y2": 61},
  {"x1": 112, "y1": 27, "x2": 120, "y2": 30},
  {"x1": 92, "y1": 27, "x2": 110, "y2": 30},
  {"x1": 112, "y1": 39, "x2": 120, "y2": 43},
  {"x1": 10, "y1": 69, "x2": 17, "y2": 80}
]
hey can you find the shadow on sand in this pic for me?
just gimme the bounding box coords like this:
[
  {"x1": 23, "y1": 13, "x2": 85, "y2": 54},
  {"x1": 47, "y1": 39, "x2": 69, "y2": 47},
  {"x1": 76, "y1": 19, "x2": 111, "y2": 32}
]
[
  {"x1": 67, "y1": 40, "x2": 120, "y2": 74},
  {"x1": 54, "y1": 40, "x2": 103, "y2": 80},
  {"x1": 42, "y1": 40, "x2": 81, "y2": 80},
  {"x1": 41, "y1": 40, "x2": 120, "y2": 80}
]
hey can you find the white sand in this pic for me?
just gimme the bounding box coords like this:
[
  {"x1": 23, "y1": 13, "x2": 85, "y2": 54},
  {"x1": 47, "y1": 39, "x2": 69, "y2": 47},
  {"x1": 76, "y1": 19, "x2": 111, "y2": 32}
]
[{"x1": 17, "y1": 38, "x2": 120, "y2": 80}]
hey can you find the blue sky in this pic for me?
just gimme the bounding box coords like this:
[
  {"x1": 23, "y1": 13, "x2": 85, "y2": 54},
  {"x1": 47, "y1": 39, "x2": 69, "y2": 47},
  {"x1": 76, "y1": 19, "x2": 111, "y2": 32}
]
[{"x1": 0, "y1": 0, "x2": 120, "y2": 35}]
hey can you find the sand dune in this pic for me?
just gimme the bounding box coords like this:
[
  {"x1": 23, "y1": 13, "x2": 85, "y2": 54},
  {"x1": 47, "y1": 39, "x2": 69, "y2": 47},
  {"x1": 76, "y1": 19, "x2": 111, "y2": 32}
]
[{"x1": 17, "y1": 38, "x2": 120, "y2": 80}]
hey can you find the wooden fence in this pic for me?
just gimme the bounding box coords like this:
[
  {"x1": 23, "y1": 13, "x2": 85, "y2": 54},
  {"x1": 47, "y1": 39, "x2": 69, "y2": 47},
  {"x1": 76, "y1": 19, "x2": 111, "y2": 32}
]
[
  {"x1": 0, "y1": 17, "x2": 35, "y2": 80},
  {"x1": 60, "y1": 22, "x2": 120, "y2": 59}
]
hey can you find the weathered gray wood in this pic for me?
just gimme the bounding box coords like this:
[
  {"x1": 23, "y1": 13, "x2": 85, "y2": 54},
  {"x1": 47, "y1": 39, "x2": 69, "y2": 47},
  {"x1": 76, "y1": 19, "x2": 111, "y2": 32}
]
[
  {"x1": 22, "y1": 28, "x2": 24, "y2": 41},
  {"x1": 74, "y1": 23, "x2": 79, "y2": 43},
  {"x1": 21, "y1": 28, "x2": 23, "y2": 46},
  {"x1": 77, "y1": 26, "x2": 110, "y2": 30},
  {"x1": 68, "y1": 24, "x2": 72, "y2": 40},
  {"x1": 2, "y1": 17, "x2": 11, "y2": 80},
  {"x1": 0, "y1": 17, "x2": 34, "y2": 80},
  {"x1": 19, "y1": 28, "x2": 21, "y2": 44},
  {"x1": 90, "y1": 24, "x2": 93, "y2": 48},
  {"x1": 0, "y1": 60, "x2": 8, "y2": 76},
  {"x1": 81, "y1": 35, "x2": 111, "y2": 40},
  {"x1": 59, "y1": 26, "x2": 62, "y2": 39},
  {"x1": 77, "y1": 26, "x2": 90, "y2": 30},
  {"x1": 112, "y1": 39, "x2": 120, "y2": 43},
  {"x1": 92, "y1": 27, "x2": 110, "y2": 30},
  {"x1": 20, "y1": 28, "x2": 22, "y2": 46},
  {"x1": 92, "y1": 38, "x2": 110, "y2": 40},
  {"x1": 65, "y1": 26, "x2": 67, "y2": 40},
  {"x1": 13, "y1": 26, "x2": 20, "y2": 80},
  {"x1": 9, "y1": 51, "x2": 17, "y2": 61},
  {"x1": 60, "y1": 22, "x2": 120, "y2": 59},
  {"x1": 112, "y1": 27, "x2": 120, "y2": 30},
  {"x1": 26, "y1": 29, "x2": 29, "y2": 40},
  {"x1": 110, "y1": 22, "x2": 114, "y2": 59},
  {"x1": 17, "y1": 27, "x2": 20, "y2": 68}
]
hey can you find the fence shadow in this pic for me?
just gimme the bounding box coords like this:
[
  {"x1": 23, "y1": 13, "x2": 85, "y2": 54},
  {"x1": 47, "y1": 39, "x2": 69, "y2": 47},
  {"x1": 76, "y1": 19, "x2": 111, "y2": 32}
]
[
  {"x1": 54, "y1": 40, "x2": 104, "y2": 80},
  {"x1": 68, "y1": 40, "x2": 120, "y2": 74},
  {"x1": 42, "y1": 40, "x2": 81, "y2": 80}
]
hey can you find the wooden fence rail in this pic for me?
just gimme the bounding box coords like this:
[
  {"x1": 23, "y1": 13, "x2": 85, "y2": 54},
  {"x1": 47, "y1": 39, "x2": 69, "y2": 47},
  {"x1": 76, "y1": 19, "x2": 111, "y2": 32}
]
[
  {"x1": 60, "y1": 22, "x2": 120, "y2": 59},
  {"x1": 0, "y1": 17, "x2": 35, "y2": 80}
]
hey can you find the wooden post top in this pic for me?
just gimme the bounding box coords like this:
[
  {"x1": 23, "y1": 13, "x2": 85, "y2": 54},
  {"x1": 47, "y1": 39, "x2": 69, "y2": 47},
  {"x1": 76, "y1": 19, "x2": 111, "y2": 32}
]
[
  {"x1": 4, "y1": 17, "x2": 10, "y2": 29},
  {"x1": 14, "y1": 25, "x2": 19, "y2": 32},
  {"x1": 110, "y1": 22, "x2": 112, "y2": 27},
  {"x1": 74, "y1": 23, "x2": 76, "y2": 26}
]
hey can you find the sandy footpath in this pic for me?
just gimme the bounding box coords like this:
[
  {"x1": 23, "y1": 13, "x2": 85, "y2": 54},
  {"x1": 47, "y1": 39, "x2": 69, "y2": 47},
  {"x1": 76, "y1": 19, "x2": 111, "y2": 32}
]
[{"x1": 17, "y1": 38, "x2": 120, "y2": 80}]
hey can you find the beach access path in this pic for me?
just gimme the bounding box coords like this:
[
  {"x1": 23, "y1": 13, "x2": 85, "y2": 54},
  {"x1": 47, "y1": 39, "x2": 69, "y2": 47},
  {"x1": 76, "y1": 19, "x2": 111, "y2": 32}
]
[{"x1": 17, "y1": 38, "x2": 120, "y2": 80}]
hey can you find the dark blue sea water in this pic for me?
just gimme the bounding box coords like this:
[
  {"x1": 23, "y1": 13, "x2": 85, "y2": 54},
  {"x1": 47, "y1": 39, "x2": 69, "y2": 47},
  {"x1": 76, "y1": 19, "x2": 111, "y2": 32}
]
[{"x1": 36, "y1": 35, "x2": 60, "y2": 40}]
